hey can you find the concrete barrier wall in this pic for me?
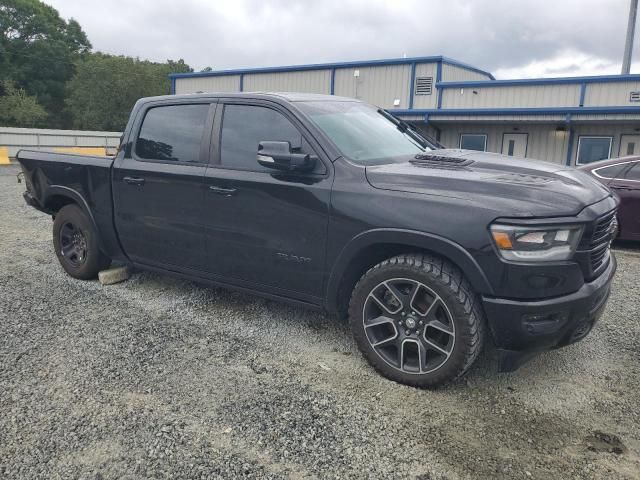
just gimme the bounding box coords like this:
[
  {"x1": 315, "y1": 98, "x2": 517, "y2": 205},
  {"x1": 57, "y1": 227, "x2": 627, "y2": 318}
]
[{"x1": 0, "y1": 127, "x2": 122, "y2": 162}]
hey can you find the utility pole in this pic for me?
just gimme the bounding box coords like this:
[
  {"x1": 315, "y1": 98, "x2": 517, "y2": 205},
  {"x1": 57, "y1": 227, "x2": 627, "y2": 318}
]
[{"x1": 622, "y1": 0, "x2": 638, "y2": 74}]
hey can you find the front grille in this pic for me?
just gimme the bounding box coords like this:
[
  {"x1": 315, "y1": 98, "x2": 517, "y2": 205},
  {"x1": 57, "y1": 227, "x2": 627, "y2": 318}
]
[
  {"x1": 589, "y1": 210, "x2": 616, "y2": 248},
  {"x1": 586, "y1": 209, "x2": 617, "y2": 277},
  {"x1": 590, "y1": 243, "x2": 610, "y2": 272}
]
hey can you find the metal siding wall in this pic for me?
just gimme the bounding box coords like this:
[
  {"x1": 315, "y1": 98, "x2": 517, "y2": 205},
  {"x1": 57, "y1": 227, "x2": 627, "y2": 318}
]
[
  {"x1": 333, "y1": 64, "x2": 411, "y2": 109},
  {"x1": 525, "y1": 126, "x2": 570, "y2": 163},
  {"x1": 441, "y1": 84, "x2": 581, "y2": 109},
  {"x1": 174, "y1": 75, "x2": 241, "y2": 94},
  {"x1": 0, "y1": 127, "x2": 121, "y2": 157},
  {"x1": 584, "y1": 81, "x2": 640, "y2": 106},
  {"x1": 442, "y1": 64, "x2": 491, "y2": 81},
  {"x1": 411, "y1": 63, "x2": 438, "y2": 109},
  {"x1": 436, "y1": 124, "x2": 569, "y2": 164},
  {"x1": 243, "y1": 69, "x2": 331, "y2": 93},
  {"x1": 407, "y1": 122, "x2": 440, "y2": 142}
]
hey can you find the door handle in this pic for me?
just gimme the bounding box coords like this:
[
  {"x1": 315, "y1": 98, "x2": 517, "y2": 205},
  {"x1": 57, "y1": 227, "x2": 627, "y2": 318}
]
[
  {"x1": 123, "y1": 176, "x2": 145, "y2": 186},
  {"x1": 209, "y1": 185, "x2": 237, "y2": 196}
]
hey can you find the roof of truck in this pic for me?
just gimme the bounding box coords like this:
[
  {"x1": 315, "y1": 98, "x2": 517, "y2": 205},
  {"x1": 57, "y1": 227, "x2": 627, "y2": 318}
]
[{"x1": 144, "y1": 92, "x2": 359, "y2": 103}]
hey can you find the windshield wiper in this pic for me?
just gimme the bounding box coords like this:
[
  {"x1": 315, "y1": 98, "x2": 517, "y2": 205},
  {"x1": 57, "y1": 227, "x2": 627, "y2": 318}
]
[{"x1": 377, "y1": 109, "x2": 438, "y2": 149}]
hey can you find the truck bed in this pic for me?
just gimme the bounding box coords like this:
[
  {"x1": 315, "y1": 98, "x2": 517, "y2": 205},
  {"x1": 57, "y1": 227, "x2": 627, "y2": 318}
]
[{"x1": 17, "y1": 149, "x2": 121, "y2": 258}]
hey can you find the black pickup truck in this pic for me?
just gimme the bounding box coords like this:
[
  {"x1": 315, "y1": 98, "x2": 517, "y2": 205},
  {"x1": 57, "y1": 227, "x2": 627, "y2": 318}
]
[{"x1": 17, "y1": 92, "x2": 618, "y2": 387}]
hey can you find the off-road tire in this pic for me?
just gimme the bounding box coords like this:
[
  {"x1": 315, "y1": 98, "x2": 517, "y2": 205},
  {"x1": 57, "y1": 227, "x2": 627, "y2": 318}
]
[
  {"x1": 52, "y1": 204, "x2": 111, "y2": 279},
  {"x1": 348, "y1": 253, "x2": 485, "y2": 387}
]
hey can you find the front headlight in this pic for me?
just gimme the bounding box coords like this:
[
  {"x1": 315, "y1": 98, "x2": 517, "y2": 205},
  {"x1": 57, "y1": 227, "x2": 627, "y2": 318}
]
[{"x1": 490, "y1": 223, "x2": 583, "y2": 262}]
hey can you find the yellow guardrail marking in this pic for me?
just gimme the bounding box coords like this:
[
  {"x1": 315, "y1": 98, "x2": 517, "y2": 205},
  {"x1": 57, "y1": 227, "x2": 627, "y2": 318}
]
[
  {"x1": 53, "y1": 147, "x2": 107, "y2": 156},
  {"x1": 0, "y1": 147, "x2": 10, "y2": 165}
]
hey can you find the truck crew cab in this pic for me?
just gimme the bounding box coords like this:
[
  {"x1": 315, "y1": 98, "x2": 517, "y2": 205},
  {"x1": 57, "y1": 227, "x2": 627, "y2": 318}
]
[{"x1": 17, "y1": 93, "x2": 618, "y2": 387}]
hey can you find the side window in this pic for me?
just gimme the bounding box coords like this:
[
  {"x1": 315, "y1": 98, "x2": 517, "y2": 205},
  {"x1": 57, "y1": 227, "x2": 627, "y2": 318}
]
[
  {"x1": 220, "y1": 104, "x2": 319, "y2": 172},
  {"x1": 136, "y1": 104, "x2": 209, "y2": 163},
  {"x1": 594, "y1": 163, "x2": 629, "y2": 180},
  {"x1": 625, "y1": 162, "x2": 640, "y2": 181}
]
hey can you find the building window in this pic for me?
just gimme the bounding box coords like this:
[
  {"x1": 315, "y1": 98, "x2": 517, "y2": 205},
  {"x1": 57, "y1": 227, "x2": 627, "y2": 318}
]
[
  {"x1": 576, "y1": 136, "x2": 612, "y2": 165},
  {"x1": 460, "y1": 134, "x2": 487, "y2": 151}
]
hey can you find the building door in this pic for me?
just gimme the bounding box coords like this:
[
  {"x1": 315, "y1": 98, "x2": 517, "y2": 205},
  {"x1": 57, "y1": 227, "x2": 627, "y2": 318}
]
[
  {"x1": 501, "y1": 133, "x2": 528, "y2": 157},
  {"x1": 619, "y1": 135, "x2": 640, "y2": 156}
]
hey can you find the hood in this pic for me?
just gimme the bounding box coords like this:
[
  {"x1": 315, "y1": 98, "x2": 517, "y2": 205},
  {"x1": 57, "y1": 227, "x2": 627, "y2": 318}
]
[{"x1": 365, "y1": 149, "x2": 612, "y2": 217}]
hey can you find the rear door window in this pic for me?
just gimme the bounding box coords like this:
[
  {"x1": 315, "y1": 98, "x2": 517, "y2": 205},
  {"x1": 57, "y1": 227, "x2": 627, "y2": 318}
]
[
  {"x1": 625, "y1": 162, "x2": 640, "y2": 181},
  {"x1": 594, "y1": 163, "x2": 630, "y2": 180},
  {"x1": 136, "y1": 104, "x2": 209, "y2": 163}
]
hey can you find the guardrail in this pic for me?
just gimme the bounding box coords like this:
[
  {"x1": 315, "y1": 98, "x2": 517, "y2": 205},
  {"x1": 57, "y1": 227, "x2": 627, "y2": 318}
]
[{"x1": 0, "y1": 127, "x2": 121, "y2": 165}]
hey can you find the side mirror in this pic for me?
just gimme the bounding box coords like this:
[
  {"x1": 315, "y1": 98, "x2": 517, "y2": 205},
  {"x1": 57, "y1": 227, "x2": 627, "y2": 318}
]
[{"x1": 257, "y1": 141, "x2": 316, "y2": 172}]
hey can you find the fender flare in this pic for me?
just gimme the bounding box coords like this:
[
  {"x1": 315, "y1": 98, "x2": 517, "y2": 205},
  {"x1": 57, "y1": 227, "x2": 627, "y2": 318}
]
[
  {"x1": 43, "y1": 185, "x2": 106, "y2": 252},
  {"x1": 324, "y1": 228, "x2": 494, "y2": 313}
]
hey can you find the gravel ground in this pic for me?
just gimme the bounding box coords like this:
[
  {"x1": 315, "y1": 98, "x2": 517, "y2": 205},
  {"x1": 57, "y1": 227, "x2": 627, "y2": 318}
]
[{"x1": 1, "y1": 164, "x2": 639, "y2": 479}]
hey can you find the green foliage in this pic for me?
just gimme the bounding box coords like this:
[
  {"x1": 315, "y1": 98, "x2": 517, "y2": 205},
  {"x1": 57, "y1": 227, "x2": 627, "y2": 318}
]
[
  {"x1": 0, "y1": 0, "x2": 91, "y2": 127},
  {"x1": 0, "y1": 79, "x2": 46, "y2": 126},
  {"x1": 0, "y1": 0, "x2": 193, "y2": 130},
  {"x1": 65, "y1": 54, "x2": 192, "y2": 131}
]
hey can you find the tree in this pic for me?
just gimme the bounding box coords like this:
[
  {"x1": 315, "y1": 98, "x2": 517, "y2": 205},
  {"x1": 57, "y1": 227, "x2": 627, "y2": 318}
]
[
  {"x1": 0, "y1": 0, "x2": 91, "y2": 127},
  {"x1": 0, "y1": 79, "x2": 46, "y2": 126},
  {"x1": 65, "y1": 54, "x2": 192, "y2": 131}
]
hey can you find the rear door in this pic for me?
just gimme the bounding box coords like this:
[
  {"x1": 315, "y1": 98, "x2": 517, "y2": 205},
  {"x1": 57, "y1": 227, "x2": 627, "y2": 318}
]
[
  {"x1": 202, "y1": 100, "x2": 332, "y2": 301},
  {"x1": 113, "y1": 101, "x2": 215, "y2": 270},
  {"x1": 609, "y1": 160, "x2": 640, "y2": 239}
]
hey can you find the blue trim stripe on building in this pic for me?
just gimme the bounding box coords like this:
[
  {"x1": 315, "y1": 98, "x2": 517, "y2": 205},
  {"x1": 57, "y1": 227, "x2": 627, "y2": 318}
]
[
  {"x1": 389, "y1": 106, "x2": 640, "y2": 116},
  {"x1": 168, "y1": 55, "x2": 495, "y2": 80},
  {"x1": 436, "y1": 61, "x2": 443, "y2": 109},
  {"x1": 330, "y1": 68, "x2": 336, "y2": 95},
  {"x1": 437, "y1": 73, "x2": 640, "y2": 89},
  {"x1": 565, "y1": 128, "x2": 575, "y2": 165},
  {"x1": 579, "y1": 83, "x2": 587, "y2": 107},
  {"x1": 408, "y1": 62, "x2": 416, "y2": 109}
]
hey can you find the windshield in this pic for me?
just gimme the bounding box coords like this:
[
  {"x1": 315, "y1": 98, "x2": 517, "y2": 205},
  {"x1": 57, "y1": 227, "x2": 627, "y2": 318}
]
[{"x1": 297, "y1": 101, "x2": 434, "y2": 164}]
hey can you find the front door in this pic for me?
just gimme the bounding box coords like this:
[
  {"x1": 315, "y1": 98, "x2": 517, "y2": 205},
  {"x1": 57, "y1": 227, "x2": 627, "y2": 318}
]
[
  {"x1": 619, "y1": 135, "x2": 640, "y2": 157},
  {"x1": 502, "y1": 133, "x2": 528, "y2": 158},
  {"x1": 203, "y1": 102, "x2": 332, "y2": 301},
  {"x1": 113, "y1": 102, "x2": 214, "y2": 270},
  {"x1": 609, "y1": 161, "x2": 640, "y2": 240}
]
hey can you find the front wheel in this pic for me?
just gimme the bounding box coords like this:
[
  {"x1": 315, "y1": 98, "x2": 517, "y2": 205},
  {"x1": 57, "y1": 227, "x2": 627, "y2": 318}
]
[
  {"x1": 348, "y1": 254, "x2": 485, "y2": 387},
  {"x1": 52, "y1": 204, "x2": 111, "y2": 279}
]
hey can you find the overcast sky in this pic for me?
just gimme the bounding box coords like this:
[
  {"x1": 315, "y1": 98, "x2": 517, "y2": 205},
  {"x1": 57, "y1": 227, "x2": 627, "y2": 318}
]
[{"x1": 46, "y1": 0, "x2": 640, "y2": 79}]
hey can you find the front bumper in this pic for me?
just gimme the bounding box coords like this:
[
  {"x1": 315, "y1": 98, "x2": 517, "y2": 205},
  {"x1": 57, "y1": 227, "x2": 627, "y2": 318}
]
[{"x1": 482, "y1": 254, "x2": 616, "y2": 372}]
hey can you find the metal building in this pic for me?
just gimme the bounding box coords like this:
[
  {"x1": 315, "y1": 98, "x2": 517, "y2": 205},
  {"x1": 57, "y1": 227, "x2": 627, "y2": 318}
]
[
  {"x1": 0, "y1": 127, "x2": 121, "y2": 161},
  {"x1": 170, "y1": 56, "x2": 640, "y2": 166}
]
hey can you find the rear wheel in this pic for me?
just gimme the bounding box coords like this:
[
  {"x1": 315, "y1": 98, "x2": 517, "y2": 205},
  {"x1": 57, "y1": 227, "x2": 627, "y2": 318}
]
[
  {"x1": 348, "y1": 254, "x2": 484, "y2": 387},
  {"x1": 52, "y1": 204, "x2": 110, "y2": 279}
]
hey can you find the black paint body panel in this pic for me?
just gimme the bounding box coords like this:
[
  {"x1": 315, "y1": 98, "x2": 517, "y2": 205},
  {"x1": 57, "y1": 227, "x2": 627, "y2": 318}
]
[{"x1": 16, "y1": 92, "x2": 618, "y2": 362}]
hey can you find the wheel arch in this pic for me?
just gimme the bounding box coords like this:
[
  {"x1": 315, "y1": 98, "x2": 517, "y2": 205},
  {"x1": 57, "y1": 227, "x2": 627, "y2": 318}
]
[
  {"x1": 43, "y1": 186, "x2": 106, "y2": 253},
  {"x1": 325, "y1": 229, "x2": 494, "y2": 315}
]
